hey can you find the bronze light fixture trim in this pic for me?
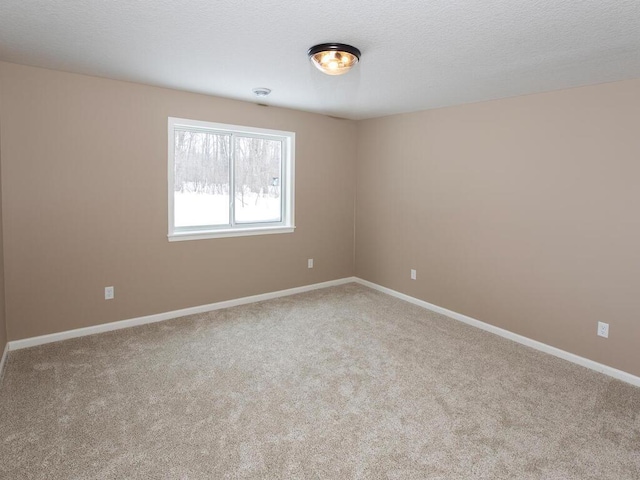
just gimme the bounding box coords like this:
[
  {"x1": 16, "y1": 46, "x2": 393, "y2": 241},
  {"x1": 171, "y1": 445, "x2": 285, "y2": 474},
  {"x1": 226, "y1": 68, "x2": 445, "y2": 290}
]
[{"x1": 308, "y1": 43, "x2": 361, "y2": 76}]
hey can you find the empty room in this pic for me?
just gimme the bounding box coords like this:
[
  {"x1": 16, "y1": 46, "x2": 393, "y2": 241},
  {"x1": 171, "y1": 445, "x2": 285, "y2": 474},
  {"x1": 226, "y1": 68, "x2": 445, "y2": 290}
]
[{"x1": 0, "y1": 1, "x2": 639, "y2": 478}]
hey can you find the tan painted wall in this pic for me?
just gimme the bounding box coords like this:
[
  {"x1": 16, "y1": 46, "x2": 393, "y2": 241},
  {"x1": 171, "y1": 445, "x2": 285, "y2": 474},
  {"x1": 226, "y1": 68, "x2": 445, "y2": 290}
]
[
  {"x1": 0, "y1": 90, "x2": 5, "y2": 354},
  {"x1": 0, "y1": 62, "x2": 356, "y2": 340},
  {"x1": 356, "y1": 79, "x2": 640, "y2": 377},
  {"x1": 1, "y1": 60, "x2": 638, "y2": 378}
]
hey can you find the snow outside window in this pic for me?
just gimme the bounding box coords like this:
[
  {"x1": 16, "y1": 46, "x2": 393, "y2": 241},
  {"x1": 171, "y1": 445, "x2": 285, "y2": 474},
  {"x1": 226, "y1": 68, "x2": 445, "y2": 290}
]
[{"x1": 168, "y1": 118, "x2": 295, "y2": 241}]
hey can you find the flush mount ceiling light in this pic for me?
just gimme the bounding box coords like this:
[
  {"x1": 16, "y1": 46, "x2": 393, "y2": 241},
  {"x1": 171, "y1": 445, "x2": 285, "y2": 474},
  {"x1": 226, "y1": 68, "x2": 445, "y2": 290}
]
[{"x1": 308, "y1": 43, "x2": 361, "y2": 76}]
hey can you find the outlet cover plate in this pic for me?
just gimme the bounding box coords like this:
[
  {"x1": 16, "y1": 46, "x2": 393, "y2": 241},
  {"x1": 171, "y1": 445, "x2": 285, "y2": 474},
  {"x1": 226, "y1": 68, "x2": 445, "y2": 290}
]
[
  {"x1": 597, "y1": 321, "x2": 609, "y2": 338},
  {"x1": 105, "y1": 286, "x2": 114, "y2": 300}
]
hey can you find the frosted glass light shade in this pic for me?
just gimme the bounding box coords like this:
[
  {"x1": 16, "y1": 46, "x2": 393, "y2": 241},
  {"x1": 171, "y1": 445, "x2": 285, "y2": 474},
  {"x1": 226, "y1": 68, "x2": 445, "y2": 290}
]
[{"x1": 308, "y1": 43, "x2": 361, "y2": 76}]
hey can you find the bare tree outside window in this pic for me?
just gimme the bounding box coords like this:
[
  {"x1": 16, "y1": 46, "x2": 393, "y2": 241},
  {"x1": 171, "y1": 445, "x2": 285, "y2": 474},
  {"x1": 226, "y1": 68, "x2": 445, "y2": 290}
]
[
  {"x1": 234, "y1": 136, "x2": 282, "y2": 223},
  {"x1": 168, "y1": 118, "x2": 294, "y2": 240},
  {"x1": 174, "y1": 129, "x2": 230, "y2": 227}
]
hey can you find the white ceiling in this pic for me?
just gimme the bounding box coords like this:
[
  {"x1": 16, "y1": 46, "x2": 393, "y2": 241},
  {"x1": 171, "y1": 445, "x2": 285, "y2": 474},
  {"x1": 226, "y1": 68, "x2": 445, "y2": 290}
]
[{"x1": 1, "y1": 1, "x2": 639, "y2": 120}]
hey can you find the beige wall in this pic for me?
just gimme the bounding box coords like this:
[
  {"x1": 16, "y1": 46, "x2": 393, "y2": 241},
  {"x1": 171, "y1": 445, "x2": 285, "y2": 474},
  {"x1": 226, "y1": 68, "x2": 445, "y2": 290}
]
[
  {"x1": 0, "y1": 62, "x2": 356, "y2": 340},
  {"x1": 1, "y1": 60, "x2": 638, "y2": 378},
  {"x1": 356, "y1": 79, "x2": 640, "y2": 377},
  {"x1": 0, "y1": 92, "x2": 5, "y2": 354}
]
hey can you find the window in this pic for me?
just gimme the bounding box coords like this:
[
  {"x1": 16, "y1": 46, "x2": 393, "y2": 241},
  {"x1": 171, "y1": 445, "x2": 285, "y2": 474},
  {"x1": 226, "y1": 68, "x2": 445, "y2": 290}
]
[{"x1": 168, "y1": 117, "x2": 295, "y2": 241}]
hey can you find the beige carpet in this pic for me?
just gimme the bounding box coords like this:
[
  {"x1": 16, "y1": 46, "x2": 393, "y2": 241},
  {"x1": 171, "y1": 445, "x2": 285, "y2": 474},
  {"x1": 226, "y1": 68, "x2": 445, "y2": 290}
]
[{"x1": 1, "y1": 283, "x2": 639, "y2": 479}]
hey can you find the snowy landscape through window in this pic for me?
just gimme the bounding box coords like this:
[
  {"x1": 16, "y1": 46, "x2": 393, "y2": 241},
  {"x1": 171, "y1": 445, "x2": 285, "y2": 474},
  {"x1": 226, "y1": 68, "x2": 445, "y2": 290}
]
[{"x1": 168, "y1": 118, "x2": 295, "y2": 240}]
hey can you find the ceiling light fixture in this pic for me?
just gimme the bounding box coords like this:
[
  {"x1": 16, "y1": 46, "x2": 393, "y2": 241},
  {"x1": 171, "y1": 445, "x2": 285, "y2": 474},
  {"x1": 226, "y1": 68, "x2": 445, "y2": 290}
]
[{"x1": 308, "y1": 43, "x2": 361, "y2": 76}]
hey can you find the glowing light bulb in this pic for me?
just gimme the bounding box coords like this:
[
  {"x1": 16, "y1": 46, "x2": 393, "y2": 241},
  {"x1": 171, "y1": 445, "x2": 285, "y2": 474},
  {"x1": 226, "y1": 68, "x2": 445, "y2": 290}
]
[{"x1": 308, "y1": 43, "x2": 361, "y2": 75}]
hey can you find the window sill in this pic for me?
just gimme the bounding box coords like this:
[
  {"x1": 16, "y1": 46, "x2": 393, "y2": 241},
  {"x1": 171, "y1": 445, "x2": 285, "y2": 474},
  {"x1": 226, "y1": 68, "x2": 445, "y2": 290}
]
[{"x1": 168, "y1": 226, "x2": 295, "y2": 242}]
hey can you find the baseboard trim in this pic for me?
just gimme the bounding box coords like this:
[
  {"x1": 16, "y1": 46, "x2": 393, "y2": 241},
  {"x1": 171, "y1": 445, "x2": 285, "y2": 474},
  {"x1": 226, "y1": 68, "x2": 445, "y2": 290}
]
[
  {"x1": 354, "y1": 278, "x2": 640, "y2": 388},
  {"x1": 8, "y1": 277, "x2": 357, "y2": 351},
  {"x1": 0, "y1": 342, "x2": 8, "y2": 382},
  {"x1": 8, "y1": 276, "x2": 638, "y2": 387}
]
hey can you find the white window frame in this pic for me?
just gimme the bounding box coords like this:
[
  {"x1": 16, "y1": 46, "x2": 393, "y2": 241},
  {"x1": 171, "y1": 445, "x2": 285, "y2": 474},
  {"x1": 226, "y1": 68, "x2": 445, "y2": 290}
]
[{"x1": 168, "y1": 117, "x2": 295, "y2": 241}]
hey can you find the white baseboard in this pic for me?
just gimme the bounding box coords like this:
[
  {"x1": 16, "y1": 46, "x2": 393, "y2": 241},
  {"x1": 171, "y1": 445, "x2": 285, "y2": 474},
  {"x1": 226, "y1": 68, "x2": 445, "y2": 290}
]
[
  {"x1": 0, "y1": 342, "x2": 8, "y2": 382},
  {"x1": 8, "y1": 277, "x2": 357, "y2": 351},
  {"x1": 7, "y1": 275, "x2": 639, "y2": 388},
  {"x1": 354, "y1": 278, "x2": 640, "y2": 388}
]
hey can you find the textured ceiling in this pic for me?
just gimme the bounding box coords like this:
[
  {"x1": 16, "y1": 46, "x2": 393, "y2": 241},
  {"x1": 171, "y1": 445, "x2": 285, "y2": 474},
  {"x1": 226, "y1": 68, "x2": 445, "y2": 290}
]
[{"x1": 1, "y1": 1, "x2": 639, "y2": 119}]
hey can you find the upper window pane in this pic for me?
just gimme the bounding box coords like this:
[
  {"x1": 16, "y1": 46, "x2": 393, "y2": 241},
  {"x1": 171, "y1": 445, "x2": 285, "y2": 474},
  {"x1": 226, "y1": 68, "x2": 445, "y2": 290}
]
[{"x1": 234, "y1": 136, "x2": 282, "y2": 224}]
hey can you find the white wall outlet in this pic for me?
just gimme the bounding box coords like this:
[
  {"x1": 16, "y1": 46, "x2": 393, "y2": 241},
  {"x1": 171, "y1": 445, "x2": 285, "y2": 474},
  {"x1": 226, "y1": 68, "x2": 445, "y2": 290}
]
[
  {"x1": 410, "y1": 269, "x2": 417, "y2": 280},
  {"x1": 104, "y1": 286, "x2": 114, "y2": 300},
  {"x1": 308, "y1": 258, "x2": 314, "y2": 269},
  {"x1": 597, "y1": 321, "x2": 609, "y2": 338}
]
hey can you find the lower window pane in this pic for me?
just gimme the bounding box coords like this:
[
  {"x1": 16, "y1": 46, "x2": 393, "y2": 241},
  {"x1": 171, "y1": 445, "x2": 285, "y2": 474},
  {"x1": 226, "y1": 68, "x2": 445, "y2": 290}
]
[
  {"x1": 174, "y1": 130, "x2": 230, "y2": 227},
  {"x1": 234, "y1": 136, "x2": 282, "y2": 224}
]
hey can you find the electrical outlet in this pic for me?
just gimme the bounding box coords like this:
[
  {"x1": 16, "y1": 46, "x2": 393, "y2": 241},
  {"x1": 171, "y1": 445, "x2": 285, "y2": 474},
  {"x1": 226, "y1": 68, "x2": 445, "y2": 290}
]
[
  {"x1": 104, "y1": 286, "x2": 114, "y2": 300},
  {"x1": 597, "y1": 321, "x2": 609, "y2": 338},
  {"x1": 308, "y1": 258, "x2": 314, "y2": 269},
  {"x1": 410, "y1": 269, "x2": 417, "y2": 280}
]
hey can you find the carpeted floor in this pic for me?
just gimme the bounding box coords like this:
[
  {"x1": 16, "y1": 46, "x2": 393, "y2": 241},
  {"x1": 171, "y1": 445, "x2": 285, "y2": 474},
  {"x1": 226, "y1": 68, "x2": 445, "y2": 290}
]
[{"x1": 1, "y1": 283, "x2": 639, "y2": 479}]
